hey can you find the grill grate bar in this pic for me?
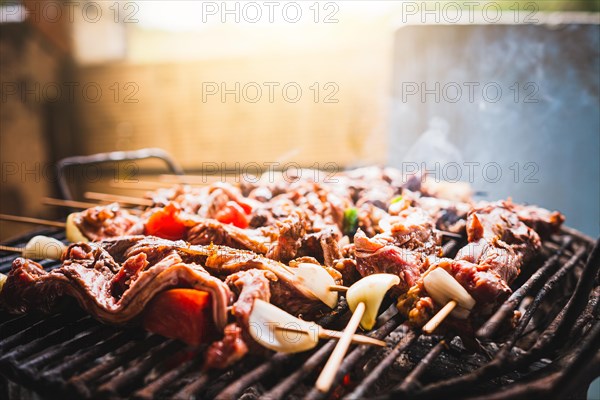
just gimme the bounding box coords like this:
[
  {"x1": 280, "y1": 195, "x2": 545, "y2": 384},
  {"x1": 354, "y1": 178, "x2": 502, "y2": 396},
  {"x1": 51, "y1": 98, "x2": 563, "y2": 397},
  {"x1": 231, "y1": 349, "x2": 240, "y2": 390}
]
[
  {"x1": 477, "y1": 238, "x2": 572, "y2": 339},
  {"x1": 67, "y1": 335, "x2": 165, "y2": 398},
  {"x1": 215, "y1": 353, "x2": 293, "y2": 400},
  {"x1": 213, "y1": 299, "x2": 352, "y2": 400},
  {"x1": 441, "y1": 239, "x2": 460, "y2": 257},
  {"x1": 132, "y1": 356, "x2": 204, "y2": 400},
  {"x1": 344, "y1": 329, "x2": 417, "y2": 400},
  {"x1": 195, "y1": 358, "x2": 261, "y2": 399},
  {"x1": 303, "y1": 313, "x2": 404, "y2": 400},
  {"x1": 262, "y1": 339, "x2": 337, "y2": 399},
  {"x1": 0, "y1": 314, "x2": 46, "y2": 340},
  {"x1": 554, "y1": 320, "x2": 600, "y2": 399},
  {"x1": 566, "y1": 286, "x2": 600, "y2": 346},
  {"x1": 409, "y1": 240, "x2": 598, "y2": 399},
  {"x1": 0, "y1": 311, "x2": 86, "y2": 354},
  {"x1": 394, "y1": 339, "x2": 446, "y2": 394},
  {"x1": 172, "y1": 372, "x2": 210, "y2": 399},
  {"x1": 523, "y1": 238, "x2": 600, "y2": 357},
  {"x1": 20, "y1": 325, "x2": 108, "y2": 371},
  {"x1": 500, "y1": 245, "x2": 587, "y2": 352},
  {"x1": 96, "y1": 339, "x2": 184, "y2": 397},
  {"x1": 40, "y1": 330, "x2": 132, "y2": 383},
  {"x1": 0, "y1": 316, "x2": 95, "y2": 365},
  {"x1": 467, "y1": 320, "x2": 600, "y2": 400}
]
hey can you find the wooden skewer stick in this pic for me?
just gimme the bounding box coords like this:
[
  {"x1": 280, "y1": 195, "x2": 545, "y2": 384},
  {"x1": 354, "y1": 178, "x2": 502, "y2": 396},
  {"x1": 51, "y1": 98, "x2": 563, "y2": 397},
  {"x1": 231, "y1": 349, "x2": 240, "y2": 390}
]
[
  {"x1": 275, "y1": 325, "x2": 385, "y2": 347},
  {"x1": 316, "y1": 301, "x2": 366, "y2": 393},
  {"x1": 422, "y1": 300, "x2": 457, "y2": 334},
  {"x1": 42, "y1": 197, "x2": 103, "y2": 209},
  {"x1": 159, "y1": 174, "x2": 238, "y2": 185},
  {"x1": 0, "y1": 214, "x2": 65, "y2": 228},
  {"x1": 42, "y1": 198, "x2": 143, "y2": 215},
  {"x1": 108, "y1": 181, "x2": 170, "y2": 190},
  {"x1": 84, "y1": 192, "x2": 153, "y2": 207},
  {"x1": 328, "y1": 285, "x2": 348, "y2": 292},
  {"x1": 0, "y1": 245, "x2": 23, "y2": 253}
]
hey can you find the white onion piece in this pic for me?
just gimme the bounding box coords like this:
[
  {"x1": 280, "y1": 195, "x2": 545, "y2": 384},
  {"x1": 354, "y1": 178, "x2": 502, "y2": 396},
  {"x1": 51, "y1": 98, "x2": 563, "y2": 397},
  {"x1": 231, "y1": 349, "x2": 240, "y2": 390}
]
[
  {"x1": 294, "y1": 263, "x2": 338, "y2": 309},
  {"x1": 248, "y1": 299, "x2": 319, "y2": 353},
  {"x1": 22, "y1": 236, "x2": 67, "y2": 260},
  {"x1": 0, "y1": 273, "x2": 6, "y2": 293},
  {"x1": 423, "y1": 268, "x2": 476, "y2": 319},
  {"x1": 66, "y1": 213, "x2": 88, "y2": 243},
  {"x1": 346, "y1": 274, "x2": 400, "y2": 330},
  {"x1": 378, "y1": 217, "x2": 392, "y2": 232}
]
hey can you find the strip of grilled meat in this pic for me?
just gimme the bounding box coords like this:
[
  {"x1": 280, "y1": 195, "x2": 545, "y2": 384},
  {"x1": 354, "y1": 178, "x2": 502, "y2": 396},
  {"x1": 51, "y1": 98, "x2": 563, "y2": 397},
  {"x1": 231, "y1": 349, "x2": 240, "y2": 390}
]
[{"x1": 398, "y1": 200, "x2": 557, "y2": 332}]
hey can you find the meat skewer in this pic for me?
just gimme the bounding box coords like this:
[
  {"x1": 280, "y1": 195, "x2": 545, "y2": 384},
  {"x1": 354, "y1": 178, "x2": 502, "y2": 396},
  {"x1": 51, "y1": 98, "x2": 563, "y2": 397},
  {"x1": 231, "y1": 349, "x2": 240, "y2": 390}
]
[
  {"x1": 398, "y1": 199, "x2": 563, "y2": 335},
  {"x1": 0, "y1": 235, "x2": 66, "y2": 260},
  {"x1": 316, "y1": 302, "x2": 365, "y2": 393},
  {"x1": 0, "y1": 237, "x2": 379, "y2": 368},
  {"x1": 315, "y1": 273, "x2": 399, "y2": 392},
  {"x1": 0, "y1": 210, "x2": 349, "y2": 304}
]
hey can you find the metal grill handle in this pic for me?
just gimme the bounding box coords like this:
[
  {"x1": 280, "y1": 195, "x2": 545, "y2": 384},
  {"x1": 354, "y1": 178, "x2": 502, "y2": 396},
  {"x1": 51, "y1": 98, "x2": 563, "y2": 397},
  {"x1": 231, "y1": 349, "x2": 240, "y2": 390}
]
[{"x1": 56, "y1": 148, "x2": 184, "y2": 200}]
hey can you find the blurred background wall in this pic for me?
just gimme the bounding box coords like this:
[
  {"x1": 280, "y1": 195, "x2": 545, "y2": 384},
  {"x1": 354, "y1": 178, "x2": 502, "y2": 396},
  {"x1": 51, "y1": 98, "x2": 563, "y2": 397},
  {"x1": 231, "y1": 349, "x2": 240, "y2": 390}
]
[{"x1": 0, "y1": 0, "x2": 599, "y2": 239}]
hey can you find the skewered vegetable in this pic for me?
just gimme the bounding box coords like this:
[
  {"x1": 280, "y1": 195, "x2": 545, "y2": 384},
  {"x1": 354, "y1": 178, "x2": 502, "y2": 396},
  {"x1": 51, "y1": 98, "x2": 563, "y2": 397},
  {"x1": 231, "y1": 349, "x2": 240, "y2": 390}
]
[
  {"x1": 294, "y1": 263, "x2": 338, "y2": 309},
  {"x1": 22, "y1": 235, "x2": 66, "y2": 260},
  {"x1": 143, "y1": 289, "x2": 215, "y2": 346},
  {"x1": 346, "y1": 274, "x2": 400, "y2": 330},
  {"x1": 66, "y1": 213, "x2": 88, "y2": 243},
  {"x1": 248, "y1": 299, "x2": 318, "y2": 353},
  {"x1": 145, "y1": 203, "x2": 187, "y2": 240},
  {"x1": 423, "y1": 268, "x2": 475, "y2": 319}
]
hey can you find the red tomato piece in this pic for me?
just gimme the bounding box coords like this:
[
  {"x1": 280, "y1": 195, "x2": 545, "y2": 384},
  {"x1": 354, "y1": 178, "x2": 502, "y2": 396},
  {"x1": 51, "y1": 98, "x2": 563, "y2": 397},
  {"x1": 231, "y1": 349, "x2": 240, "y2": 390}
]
[
  {"x1": 145, "y1": 203, "x2": 187, "y2": 240},
  {"x1": 215, "y1": 201, "x2": 249, "y2": 228},
  {"x1": 143, "y1": 289, "x2": 214, "y2": 347},
  {"x1": 236, "y1": 199, "x2": 253, "y2": 215}
]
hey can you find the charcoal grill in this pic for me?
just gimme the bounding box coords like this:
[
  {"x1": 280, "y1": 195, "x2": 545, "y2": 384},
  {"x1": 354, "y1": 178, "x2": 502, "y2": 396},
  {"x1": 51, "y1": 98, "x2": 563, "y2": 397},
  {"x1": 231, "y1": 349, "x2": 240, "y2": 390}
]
[{"x1": 0, "y1": 225, "x2": 598, "y2": 400}]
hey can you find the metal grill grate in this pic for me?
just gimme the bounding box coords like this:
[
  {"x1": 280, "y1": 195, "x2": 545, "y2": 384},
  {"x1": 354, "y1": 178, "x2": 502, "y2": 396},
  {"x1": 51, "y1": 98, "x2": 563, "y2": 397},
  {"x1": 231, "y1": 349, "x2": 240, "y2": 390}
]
[{"x1": 0, "y1": 227, "x2": 598, "y2": 400}]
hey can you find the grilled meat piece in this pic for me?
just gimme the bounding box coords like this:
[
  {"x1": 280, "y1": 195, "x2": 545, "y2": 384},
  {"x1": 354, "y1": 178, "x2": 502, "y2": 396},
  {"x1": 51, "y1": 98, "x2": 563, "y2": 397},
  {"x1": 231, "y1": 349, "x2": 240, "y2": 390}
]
[
  {"x1": 354, "y1": 207, "x2": 441, "y2": 292},
  {"x1": 186, "y1": 219, "x2": 273, "y2": 254},
  {"x1": 265, "y1": 211, "x2": 306, "y2": 262},
  {"x1": 398, "y1": 199, "x2": 560, "y2": 330},
  {"x1": 71, "y1": 203, "x2": 142, "y2": 241},
  {"x1": 226, "y1": 269, "x2": 275, "y2": 329},
  {"x1": 0, "y1": 243, "x2": 232, "y2": 330},
  {"x1": 513, "y1": 203, "x2": 565, "y2": 239},
  {"x1": 114, "y1": 236, "x2": 327, "y2": 317},
  {"x1": 412, "y1": 195, "x2": 471, "y2": 234},
  {"x1": 204, "y1": 323, "x2": 249, "y2": 370},
  {"x1": 354, "y1": 230, "x2": 427, "y2": 292},
  {"x1": 467, "y1": 201, "x2": 542, "y2": 265},
  {"x1": 456, "y1": 240, "x2": 521, "y2": 284}
]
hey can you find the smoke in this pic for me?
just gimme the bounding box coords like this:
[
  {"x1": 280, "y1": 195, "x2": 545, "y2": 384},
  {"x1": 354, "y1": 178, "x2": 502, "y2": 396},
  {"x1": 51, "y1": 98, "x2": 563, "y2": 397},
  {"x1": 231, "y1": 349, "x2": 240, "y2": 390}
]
[{"x1": 403, "y1": 117, "x2": 464, "y2": 175}]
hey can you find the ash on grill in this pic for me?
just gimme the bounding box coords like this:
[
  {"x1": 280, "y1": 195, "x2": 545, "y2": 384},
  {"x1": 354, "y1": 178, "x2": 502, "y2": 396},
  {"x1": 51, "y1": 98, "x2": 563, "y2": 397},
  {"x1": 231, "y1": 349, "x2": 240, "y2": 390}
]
[{"x1": 0, "y1": 227, "x2": 598, "y2": 400}]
